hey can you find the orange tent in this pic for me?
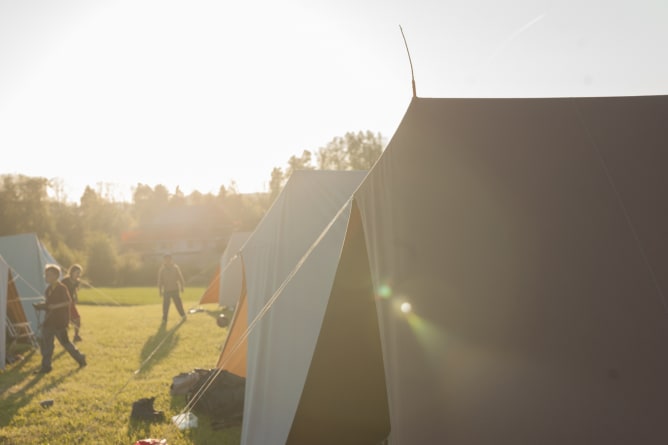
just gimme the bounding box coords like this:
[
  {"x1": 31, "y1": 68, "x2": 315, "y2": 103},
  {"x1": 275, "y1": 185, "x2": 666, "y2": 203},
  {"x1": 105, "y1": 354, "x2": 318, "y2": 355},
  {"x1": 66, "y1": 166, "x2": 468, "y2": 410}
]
[{"x1": 198, "y1": 268, "x2": 220, "y2": 304}]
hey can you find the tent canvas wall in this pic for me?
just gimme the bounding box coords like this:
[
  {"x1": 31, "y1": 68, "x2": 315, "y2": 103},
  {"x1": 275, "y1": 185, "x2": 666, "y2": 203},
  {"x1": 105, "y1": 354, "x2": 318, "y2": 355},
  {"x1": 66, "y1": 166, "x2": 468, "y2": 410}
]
[
  {"x1": 0, "y1": 233, "x2": 59, "y2": 334},
  {"x1": 219, "y1": 95, "x2": 668, "y2": 444},
  {"x1": 199, "y1": 232, "x2": 251, "y2": 307},
  {"x1": 337, "y1": 96, "x2": 668, "y2": 444},
  {"x1": 0, "y1": 256, "x2": 7, "y2": 369},
  {"x1": 217, "y1": 232, "x2": 251, "y2": 308},
  {"x1": 215, "y1": 170, "x2": 371, "y2": 444},
  {"x1": 0, "y1": 255, "x2": 31, "y2": 370},
  {"x1": 217, "y1": 170, "x2": 367, "y2": 374},
  {"x1": 198, "y1": 269, "x2": 220, "y2": 305}
]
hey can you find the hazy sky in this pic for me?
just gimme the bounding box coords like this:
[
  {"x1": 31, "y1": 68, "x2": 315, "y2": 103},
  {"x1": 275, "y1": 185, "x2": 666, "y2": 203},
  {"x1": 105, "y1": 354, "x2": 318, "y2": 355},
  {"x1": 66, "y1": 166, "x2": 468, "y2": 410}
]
[{"x1": 1, "y1": 0, "x2": 666, "y2": 201}]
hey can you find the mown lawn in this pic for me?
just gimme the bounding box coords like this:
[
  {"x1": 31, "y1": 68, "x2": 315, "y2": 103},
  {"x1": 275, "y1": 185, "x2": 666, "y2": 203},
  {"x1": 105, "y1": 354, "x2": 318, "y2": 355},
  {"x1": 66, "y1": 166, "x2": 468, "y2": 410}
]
[
  {"x1": 0, "y1": 288, "x2": 239, "y2": 445},
  {"x1": 77, "y1": 286, "x2": 208, "y2": 307}
]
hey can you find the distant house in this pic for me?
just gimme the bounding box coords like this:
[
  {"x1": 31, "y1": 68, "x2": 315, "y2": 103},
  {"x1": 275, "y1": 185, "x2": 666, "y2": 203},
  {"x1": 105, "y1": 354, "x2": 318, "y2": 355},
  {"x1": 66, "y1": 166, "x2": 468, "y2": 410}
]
[{"x1": 121, "y1": 205, "x2": 233, "y2": 268}]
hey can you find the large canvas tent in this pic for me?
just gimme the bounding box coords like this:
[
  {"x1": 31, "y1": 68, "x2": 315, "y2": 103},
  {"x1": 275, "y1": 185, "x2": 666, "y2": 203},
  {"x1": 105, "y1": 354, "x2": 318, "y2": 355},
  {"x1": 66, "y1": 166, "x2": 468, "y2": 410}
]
[
  {"x1": 215, "y1": 170, "x2": 369, "y2": 442},
  {"x1": 199, "y1": 232, "x2": 251, "y2": 307},
  {"x1": 0, "y1": 233, "x2": 59, "y2": 334},
  {"x1": 348, "y1": 96, "x2": 668, "y2": 444},
  {"x1": 222, "y1": 96, "x2": 668, "y2": 444},
  {"x1": 227, "y1": 202, "x2": 389, "y2": 445}
]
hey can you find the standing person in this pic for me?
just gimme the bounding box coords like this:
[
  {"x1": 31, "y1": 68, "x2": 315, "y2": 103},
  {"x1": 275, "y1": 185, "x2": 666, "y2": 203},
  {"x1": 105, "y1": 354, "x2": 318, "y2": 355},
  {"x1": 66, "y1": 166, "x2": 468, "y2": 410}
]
[
  {"x1": 34, "y1": 264, "x2": 86, "y2": 374},
  {"x1": 157, "y1": 253, "x2": 186, "y2": 322},
  {"x1": 62, "y1": 264, "x2": 84, "y2": 342}
]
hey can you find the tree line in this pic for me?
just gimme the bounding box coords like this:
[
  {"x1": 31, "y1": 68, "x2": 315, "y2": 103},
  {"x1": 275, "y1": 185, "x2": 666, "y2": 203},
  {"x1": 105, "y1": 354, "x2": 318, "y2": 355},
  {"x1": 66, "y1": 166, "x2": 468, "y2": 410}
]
[{"x1": 0, "y1": 131, "x2": 384, "y2": 287}]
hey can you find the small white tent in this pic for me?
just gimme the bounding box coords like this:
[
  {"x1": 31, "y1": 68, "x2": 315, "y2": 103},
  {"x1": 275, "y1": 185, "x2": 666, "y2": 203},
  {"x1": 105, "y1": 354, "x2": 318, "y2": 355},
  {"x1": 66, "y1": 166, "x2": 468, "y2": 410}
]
[{"x1": 0, "y1": 233, "x2": 59, "y2": 334}]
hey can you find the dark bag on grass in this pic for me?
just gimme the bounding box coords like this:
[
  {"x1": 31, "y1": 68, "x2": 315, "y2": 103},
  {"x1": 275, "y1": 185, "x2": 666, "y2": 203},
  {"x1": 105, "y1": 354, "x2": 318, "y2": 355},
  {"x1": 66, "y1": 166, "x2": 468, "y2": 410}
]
[
  {"x1": 170, "y1": 368, "x2": 209, "y2": 396},
  {"x1": 131, "y1": 397, "x2": 165, "y2": 422},
  {"x1": 186, "y1": 369, "x2": 245, "y2": 429}
]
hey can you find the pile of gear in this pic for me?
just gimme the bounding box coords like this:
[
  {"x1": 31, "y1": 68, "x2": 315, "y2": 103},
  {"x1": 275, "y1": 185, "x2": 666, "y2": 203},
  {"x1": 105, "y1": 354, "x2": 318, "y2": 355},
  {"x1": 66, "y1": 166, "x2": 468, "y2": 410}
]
[
  {"x1": 170, "y1": 368, "x2": 245, "y2": 430},
  {"x1": 128, "y1": 367, "x2": 244, "y2": 445}
]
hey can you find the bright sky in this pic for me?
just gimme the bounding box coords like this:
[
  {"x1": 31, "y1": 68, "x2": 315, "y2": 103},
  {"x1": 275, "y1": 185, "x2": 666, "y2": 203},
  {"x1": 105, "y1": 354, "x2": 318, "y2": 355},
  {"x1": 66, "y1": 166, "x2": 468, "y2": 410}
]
[{"x1": 1, "y1": 0, "x2": 666, "y2": 202}]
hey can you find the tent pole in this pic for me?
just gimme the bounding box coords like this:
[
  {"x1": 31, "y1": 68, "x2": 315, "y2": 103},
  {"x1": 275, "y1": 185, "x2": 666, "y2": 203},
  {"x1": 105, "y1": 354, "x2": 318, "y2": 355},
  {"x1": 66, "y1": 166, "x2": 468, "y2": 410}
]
[{"x1": 399, "y1": 25, "x2": 417, "y2": 98}]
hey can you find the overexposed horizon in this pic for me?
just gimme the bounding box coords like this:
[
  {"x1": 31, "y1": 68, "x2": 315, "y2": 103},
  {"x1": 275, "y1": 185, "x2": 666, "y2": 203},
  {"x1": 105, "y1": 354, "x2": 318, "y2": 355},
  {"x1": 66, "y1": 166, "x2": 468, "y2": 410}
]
[{"x1": 2, "y1": 0, "x2": 667, "y2": 203}]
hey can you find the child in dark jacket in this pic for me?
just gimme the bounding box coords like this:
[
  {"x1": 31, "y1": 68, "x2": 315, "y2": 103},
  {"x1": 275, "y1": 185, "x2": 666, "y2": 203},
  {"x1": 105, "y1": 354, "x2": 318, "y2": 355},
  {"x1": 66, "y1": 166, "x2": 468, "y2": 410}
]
[
  {"x1": 34, "y1": 264, "x2": 86, "y2": 373},
  {"x1": 61, "y1": 264, "x2": 83, "y2": 342}
]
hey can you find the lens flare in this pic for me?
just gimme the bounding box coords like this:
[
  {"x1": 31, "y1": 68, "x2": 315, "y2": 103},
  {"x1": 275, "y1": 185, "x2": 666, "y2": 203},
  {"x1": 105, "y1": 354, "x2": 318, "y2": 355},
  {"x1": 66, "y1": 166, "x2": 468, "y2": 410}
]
[
  {"x1": 377, "y1": 284, "x2": 392, "y2": 299},
  {"x1": 400, "y1": 302, "x2": 412, "y2": 314},
  {"x1": 406, "y1": 312, "x2": 447, "y2": 360}
]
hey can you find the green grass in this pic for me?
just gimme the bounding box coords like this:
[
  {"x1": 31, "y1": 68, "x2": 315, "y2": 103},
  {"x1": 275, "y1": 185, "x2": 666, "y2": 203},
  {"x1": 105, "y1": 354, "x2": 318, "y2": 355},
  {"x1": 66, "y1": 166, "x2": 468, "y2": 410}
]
[
  {"x1": 0, "y1": 298, "x2": 239, "y2": 444},
  {"x1": 78, "y1": 287, "x2": 206, "y2": 306}
]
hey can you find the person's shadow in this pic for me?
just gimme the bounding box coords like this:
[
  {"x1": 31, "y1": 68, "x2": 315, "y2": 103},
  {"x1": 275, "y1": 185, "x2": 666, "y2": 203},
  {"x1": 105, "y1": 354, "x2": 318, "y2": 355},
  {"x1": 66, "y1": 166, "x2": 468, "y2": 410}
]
[
  {"x1": 137, "y1": 320, "x2": 184, "y2": 374},
  {"x1": 0, "y1": 349, "x2": 79, "y2": 428}
]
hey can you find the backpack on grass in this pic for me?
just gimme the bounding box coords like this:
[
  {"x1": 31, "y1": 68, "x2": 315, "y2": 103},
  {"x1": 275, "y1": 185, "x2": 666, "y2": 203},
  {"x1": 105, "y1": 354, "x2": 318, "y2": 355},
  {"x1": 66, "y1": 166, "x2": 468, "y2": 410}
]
[
  {"x1": 186, "y1": 369, "x2": 245, "y2": 429},
  {"x1": 170, "y1": 368, "x2": 209, "y2": 396}
]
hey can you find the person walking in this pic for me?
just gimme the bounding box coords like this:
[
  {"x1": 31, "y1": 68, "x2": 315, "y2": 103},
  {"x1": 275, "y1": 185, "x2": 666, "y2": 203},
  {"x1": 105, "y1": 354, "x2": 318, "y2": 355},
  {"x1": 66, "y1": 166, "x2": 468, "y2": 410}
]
[
  {"x1": 35, "y1": 264, "x2": 87, "y2": 373},
  {"x1": 157, "y1": 253, "x2": 186, "y2": 322},
  {"x1": 61, "y1": 264, "x2": 83, "y2": 342}
]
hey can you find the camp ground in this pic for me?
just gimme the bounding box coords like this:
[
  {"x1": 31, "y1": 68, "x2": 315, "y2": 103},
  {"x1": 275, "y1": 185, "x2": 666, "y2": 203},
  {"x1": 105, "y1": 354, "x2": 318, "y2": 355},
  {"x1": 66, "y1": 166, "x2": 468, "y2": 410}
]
[
  {"x1": 199, "y1": 231, "x2": 251, "y2": 308},
  {"x1": 213, "y1": 95, "x2": 668, "y2": 444},
  {"x1": 0, "y1": 233, "x2": 59, "y2": 336}
]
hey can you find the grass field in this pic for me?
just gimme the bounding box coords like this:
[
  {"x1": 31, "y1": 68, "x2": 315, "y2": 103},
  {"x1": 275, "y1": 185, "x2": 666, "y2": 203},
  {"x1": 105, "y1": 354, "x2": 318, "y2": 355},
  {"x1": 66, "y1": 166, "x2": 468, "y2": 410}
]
[
  {"x1": 77, "y1": 286, "x2": 208, "y2": 306},
  {"x1": 0, "y1": 288, "x2": 240, "y2": 444}
]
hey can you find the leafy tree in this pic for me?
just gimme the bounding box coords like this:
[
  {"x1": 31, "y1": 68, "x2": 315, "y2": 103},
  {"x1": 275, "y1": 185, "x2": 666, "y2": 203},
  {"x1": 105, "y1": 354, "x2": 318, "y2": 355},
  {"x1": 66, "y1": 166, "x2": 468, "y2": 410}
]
[
  {"x1": 0, "y1": 173, "x2": 273, "y2": 286},
  {"x1": 115, "y1": 251, "x2": 145, "y2": 286},
  {"x1": 0, "y1": 176, "x2": 21, "y2": 235},
  {"x1": 187, "y1": 190, "x2": 204, "y2": 205},
  {"x1": 317, "y1": 131, "x2": 384, "y2": 170},
  {"x1": 49, "y1": 178, "x2": 68, "y2": 203},
  {"x1": 286, "y1": 150, "x2": 315, "y2": 175},
  {"x1": 86, "y1": 232, "x2": 119, "y2": 286},
  {"x1": 80, "y1": 186, "x2": 132, "y2": 239},
  {"x1": 132, "y1": 183, "x2": 170, "y2": 224},
  {"x1": 268, "y1": 167, "x2": 284, "y2": 202},
  {"x1": 51, "y1": 202, "x2": 86, "y2": 251},
  {"x1": 267, "y1": 130, "x2": 385, "y2": 198},
  {"x1": 216, "y1": 185, "x2": 228, "y2": 201},
  {"x1": 43, "y1": 238, "x2": 80, "y2": 273},
  {"x1": 170, "y1": 186, "x2": 186, "y2": 206},
  {"x1": 0, "y1": 175, "x2": 53, "y2": 237}
]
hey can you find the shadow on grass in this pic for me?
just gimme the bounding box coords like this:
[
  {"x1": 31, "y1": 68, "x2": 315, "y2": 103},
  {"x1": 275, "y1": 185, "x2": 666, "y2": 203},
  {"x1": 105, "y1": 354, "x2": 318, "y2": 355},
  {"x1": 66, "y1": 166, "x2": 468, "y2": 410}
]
[
  {"x1": 0, "y1": 349, "x2": 37, "y2": 396},
  {"x1": 162, "y1": 406, "x2": 242, "y2": 445},
  {"x1": 126, "y1": 417, "x2": 156, "y2": 441},
  {"x1": 137, "y1": 320, "x2": 184, "y2": 374},
  {"x1": 184, "y1": 306, "x2": 228, "y2": 321},
  {"x1": 180, "y1": 420, "x2": 242, "y2": 445},
  {"x1": 125, "y1": 413, "x2": 240, "y2": 445},
  {"x1": 0, "y1": 349, "x2": 81, "y2": 428}
]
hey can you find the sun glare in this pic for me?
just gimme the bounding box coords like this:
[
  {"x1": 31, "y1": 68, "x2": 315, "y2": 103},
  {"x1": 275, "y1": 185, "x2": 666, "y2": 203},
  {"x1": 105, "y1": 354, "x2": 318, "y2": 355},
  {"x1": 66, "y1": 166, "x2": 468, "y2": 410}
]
[{"x1": 377, "y1": 284, "x2": 392, "y2": 299}]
